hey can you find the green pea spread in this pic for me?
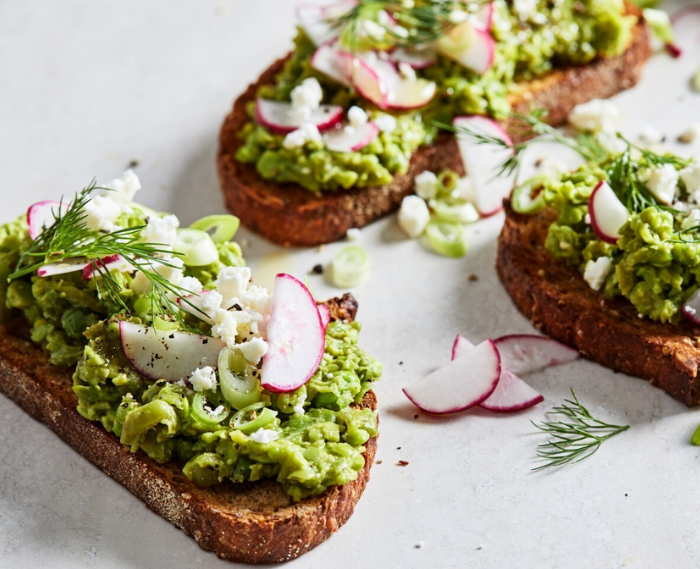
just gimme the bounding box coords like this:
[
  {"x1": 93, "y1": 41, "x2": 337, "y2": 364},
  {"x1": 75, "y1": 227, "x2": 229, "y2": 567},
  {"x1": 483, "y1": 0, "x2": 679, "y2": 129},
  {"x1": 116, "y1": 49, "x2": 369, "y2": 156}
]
[
  {"x1": 0, "y1": 201, "x2": 381, "y2": 501},
  {"x1": 236, "y1": 0, "x2": 634, "y2": 193}
]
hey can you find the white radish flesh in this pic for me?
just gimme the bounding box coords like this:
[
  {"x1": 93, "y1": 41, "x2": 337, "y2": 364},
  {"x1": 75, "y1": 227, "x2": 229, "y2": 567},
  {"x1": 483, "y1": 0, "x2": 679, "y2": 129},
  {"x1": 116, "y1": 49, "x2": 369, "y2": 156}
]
[
  {"x1": 437, "y1": 23, "x2": 495, "y2": 74},
  {"x1": 318, "y1": 304, "x2": 331, "y2": 329},
  {"x1": 479, "y1": 368, "x2": 544, "y2": 412},
  {"x1": 451, "y1": 334, "x2": 474, "y2": 360},
  {"x1": 324, "y1": 122, "x2": 379, "y2": 152},
  {"x1": 403, "y1": 340, "x2": 501, "y2": 414},
  {"x1": 388, "y1": 46, "x2": 437, "y2": 69},
  {"x1": 588, "y1": 180, "x2": 629, "y2": 244},
  {"x1": 310, "y1": 43, "x2": 351, "y2": 87},
  {"x1": 82, "y1": 255, "x2": 134, "y2": 279},
  {"x1": 27, "y1": 200, "x2": 66, "y2": 240},
  {"x1": 261, "y1": 274, "x2": 326, "y2": 393},
  {"x1": 493, "y1": 334, "x2": 579, "y2": 375},
  {"x1": 335, "y1": 52, "x2": 388, "y2": 108},
  {"x1": 255, "y1": 98, "x2": 344, "y2": 135},
  {"x1": 37, "y1": 258, "x2": 89, "y2": 277}
]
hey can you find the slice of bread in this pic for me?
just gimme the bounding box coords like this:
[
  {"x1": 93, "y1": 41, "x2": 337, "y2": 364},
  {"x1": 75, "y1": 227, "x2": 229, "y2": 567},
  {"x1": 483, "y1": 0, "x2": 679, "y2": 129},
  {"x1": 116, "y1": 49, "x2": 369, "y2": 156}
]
[
  {"x1": 0, "y1": 295, "x2": 377, "y2": 564},
  {"x1": 497, "y1": 202, "x2": 700, "y2": 407},
  {"x1": 217, "y1": 8, "x2": 650, "y2": 247}
]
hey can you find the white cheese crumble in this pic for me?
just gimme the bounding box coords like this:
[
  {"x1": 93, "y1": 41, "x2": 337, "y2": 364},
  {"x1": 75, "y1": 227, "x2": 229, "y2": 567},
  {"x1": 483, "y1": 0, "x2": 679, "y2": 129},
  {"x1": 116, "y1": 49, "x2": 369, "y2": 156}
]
[
  {"x1": 682, "y1": 209, "x2": 700, "y2": 230},
  {"x1": 249, "y1": 429, "x2": 279, "y2": 444},
  {"x1": 130, "y1": 257, "x2": 185, "y2": 295},
  {"x1": 583, "y1": 257, "x2": 613, "y2": 291},
  {"x1": 211, "y1": 310, "x2": 238, "y2": 347},
  {"x1": 179, "y1": 276, "x2": 203, "y2": 295},
  {"x1": 238, "y1": 337, "x2": 269, "y2": 365},
  {"x1": 362, "y1": 19, "x2": 386, "y2": 41},
  {"x1": 283, "y1": 122, "x2": 323, "y2": 150},
  {"x1": 639, "y1": 163, "x2": 679, "y2": 205},
  {"x1": 83, "y1": 195, "x2": 123, "y2": 233},
  {"x1": 638, "y1": 125, "x2": 664, "y2": 147},
  {"x1": 290, "y1": 77, "x2": 322, "y2": 113},
  {"x1": 681, "y1": 161, "x2": 700, "y2": 196},
  {"x1": 398, "y1": 195, "x2": 430, "y2": 238},
  {"x1": 101, "y1": 169, "x2": 142, "y2": 204},
  {"x1": 347, "y1": 106, "x2": 368, "y2": 127},
  {"x1": 215, "y1": 266, "x2": 251, "y2": 303},
  {"x1": 374, "y1": 114, "x2": 397, "y2": 134},
  {"x1": 448, "y1": 9, "x2": 469, "y2": 23},
  {"x1": 293, "y1": 393, "x2": 307, "y2": 416},
  {"x1": 568, "y1": 99, "x2": 620, "y2": 133},
  {"x1": 414, "y1": 170, "x2": 438, "y2": 200},
  {"x1": 346, "y1": 228, "x2": 361, "y2": 241},
  {"x1": 189, "y1": 366, "x2": 217, "y2": 392},
  {"x1": 202, "y1": 290, "x2": 224, "y2": 317},
  {"x1": 141, "y1": 214, "x2": 179, "y2": 248}
]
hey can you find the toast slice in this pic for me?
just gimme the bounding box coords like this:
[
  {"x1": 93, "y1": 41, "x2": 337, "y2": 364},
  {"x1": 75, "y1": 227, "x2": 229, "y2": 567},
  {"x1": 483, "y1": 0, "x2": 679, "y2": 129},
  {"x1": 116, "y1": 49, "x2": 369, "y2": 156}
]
[
  {"x1": 497, "y1": 202, "x2": 700, "y2": 407},
  {"x1": 217, "y1": 9, "x2": 650, "y2": 247},
  {"x1": 0, "y1": 295, "x2": 377, "y2": 564}
]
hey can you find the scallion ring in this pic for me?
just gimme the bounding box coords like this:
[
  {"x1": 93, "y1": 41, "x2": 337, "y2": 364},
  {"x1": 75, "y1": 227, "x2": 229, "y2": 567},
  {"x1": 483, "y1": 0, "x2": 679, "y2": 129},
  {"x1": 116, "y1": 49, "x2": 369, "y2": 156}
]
[
  {"x1": 331, "y1": 244, "x2": 369, "y2": 288},
  {"x1": 218, "y1": 347, "x2": 262, "y2": 410},
  {"x1": 511, "y1": 175, "x2": 549, "y2": 214},
  {"x1": 231, "y1": 402, "x2": 277, "y2": 434},
  {"x1": 189, "y1": 215, "x2": 240, "y2": 244},
  {"x1": 425, "y1": 220, "x2": 468, "y2": 258},
  {"x1": 173, "y1": 228, "x2": 219, "y2": 267},
  {"x1": 429, "y1": 199, "x2": 479, "y2": 224},
  {"x1": 192, "y1": 392, "x2": 229, "y2": 427}
]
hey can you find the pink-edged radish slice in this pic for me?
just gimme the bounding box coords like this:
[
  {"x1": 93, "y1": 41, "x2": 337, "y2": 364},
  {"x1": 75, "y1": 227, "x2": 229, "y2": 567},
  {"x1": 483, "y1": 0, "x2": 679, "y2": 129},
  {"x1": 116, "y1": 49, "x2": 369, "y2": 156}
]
[
  {"x1": 335, "y1": 52, "x2": 388, "y2": 108},
  {"x1": 451, "y1": 334, "x2": 474, "y2": 360},
  {"x1": 176, "y1": 290, "x2": 219, "y2": 325},
  {"x1": 37, "y1": 257, "x2": 89, "y2": 277},
  {"x1": 119, "y1": 321, "x2": 225, "y2": 382},
  {"x1": 255, "y1": 98, "x2": 344, "y2": 135},
  {"x1": 324, "y1": 122, "x2": 379, "y2": 152},
  {"x1": 493, "y1": 334, "x2": 579, "y2": 375},
  {"x1": 27, "y1": 200, "x2": 67, "y2": 240},
  {"x1": 318, "y1": 304, "x2": 331, "y2": 329},
  {"x1": 437, "y1": 23, "x2": 495, "y2": 74},
  {"x1": 683, "y1": 289, "x2": 700, "y2": 324},
  {"x1": 474, "y1": 2, "x2": 494, "y2": 30},
  {"x1": 82, "y1": 255, "x2": 134, "y2": 279},
  {"x1": 261, "y1": 273, "x2": 325, "y2": 393},
  {"x1": 588, "y1": 180, "x2": 629, "y2": 244},
  {"x1": 403, "y1": 340, "x2": 500, "y2": 414},
  {"x1": 479, "y1": 368, "x2": 544, "y2": 412},
  {"x1": 389, "y1": 46, "x2": 437, "y2": 69},
  {"x1": 296, "y1": 3, "x2": 352, "y2": 46},
  {"x1": 453, "y1": 115, "x2": 515, "y2": 216},
  {"x1": 311, "y1": 43, "x2": 351, "y2": 87},
  {"x1": 368, "y1": 59, "x2": 437, "y2": 110}
]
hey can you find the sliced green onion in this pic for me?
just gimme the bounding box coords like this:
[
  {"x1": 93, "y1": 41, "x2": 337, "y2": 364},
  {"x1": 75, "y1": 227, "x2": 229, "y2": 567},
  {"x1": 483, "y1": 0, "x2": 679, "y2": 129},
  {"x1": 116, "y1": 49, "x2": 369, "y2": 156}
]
[
  {"x1": 189, "y1": 215, "x2": 240, "y2": 244},
  {"x1": 693, "y1": 66, "x2": 700, "y2": 94},
  {"x1": 512, "y1": 175, "x2": 548, "y2": 214},
  {"x1": 429, "y1": 199, "x2": 479, "y2": 223},
  {"x1": 425, "y1": 220, "x2": 468, "y2": 258},
  {"x1": 174, "y1": 228, "x2": 219, "y2": 267},
  {"x1": 231, "y1": 402, "x2": 277, "y2": 434},
  {"x1": 154, "y1": 316, "x2": 178, "y2": 332},
  {"x1": 331, "y1": 245, "x2": 369, "y2": 288},
  {"x1": 192, "y1": 392, "x2": 229, "y2": 427},
  {"x1": 437, "y1": 170, "x2": 460, "y2": 194},
  {"x1": 218, "y1": 347, "x2": 262, "y2": 410},
  {"x1": 130, "y1": 203, "x2": 160, "y2": 219},
  {"x1": 643, "y1": 8, "x2": 674, "y2": 45}
]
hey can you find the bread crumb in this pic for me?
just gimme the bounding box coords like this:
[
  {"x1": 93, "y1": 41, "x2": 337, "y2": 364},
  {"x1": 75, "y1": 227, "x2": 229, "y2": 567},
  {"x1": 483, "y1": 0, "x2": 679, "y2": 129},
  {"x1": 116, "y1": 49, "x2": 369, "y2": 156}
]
[
  {"x1": 468, "y1": 274, "x2": 478, "y2": 282},
  {"x1": 398, "y1": 460, "x2": 409, "y2": 466}
]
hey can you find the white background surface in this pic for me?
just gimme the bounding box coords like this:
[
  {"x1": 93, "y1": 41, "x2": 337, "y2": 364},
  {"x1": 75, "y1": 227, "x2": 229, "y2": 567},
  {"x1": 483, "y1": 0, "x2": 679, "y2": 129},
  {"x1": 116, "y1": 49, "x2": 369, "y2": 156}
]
[{"x1": 1, "y1": 1, "x2": 700, "y2": 568}]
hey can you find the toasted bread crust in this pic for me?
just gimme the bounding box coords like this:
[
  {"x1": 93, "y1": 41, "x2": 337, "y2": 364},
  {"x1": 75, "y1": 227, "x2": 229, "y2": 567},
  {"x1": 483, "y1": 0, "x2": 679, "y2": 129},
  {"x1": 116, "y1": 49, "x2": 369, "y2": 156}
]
[
  {"x1": 217, "y1": 11, "x2": 649, "y2": 247},
  {"x1": 497, "y1": 202, "x2": 700, "y2": 407},
  {"x1": 0, "y1": 300, "x2": 378, "y2": 564}
]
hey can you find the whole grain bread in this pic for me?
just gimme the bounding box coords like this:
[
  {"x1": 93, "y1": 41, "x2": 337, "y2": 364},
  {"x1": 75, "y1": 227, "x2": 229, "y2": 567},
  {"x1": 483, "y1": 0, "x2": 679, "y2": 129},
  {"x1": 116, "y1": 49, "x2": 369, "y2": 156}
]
[
  {"x1": 0, "y1": 295, "x2": 377, "y2": 564},
  {"x1": 217, "y1": 8, "x2": 650, "y2": 247},
  {"x1": 497, "y1": 202, "x2": 700, "y2": 407}
]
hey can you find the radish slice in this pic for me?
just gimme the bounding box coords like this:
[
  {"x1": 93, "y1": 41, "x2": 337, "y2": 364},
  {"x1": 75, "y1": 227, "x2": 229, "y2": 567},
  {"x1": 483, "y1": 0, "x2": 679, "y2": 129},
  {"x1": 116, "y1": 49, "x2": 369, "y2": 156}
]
[
  {"x1": 385, "y1": 74, "x2": 437, "y2": 110},
  {"x1": 474, "y1": 2, "x2": 494, "y2": 30},
  {"x1": 82, "y1": 255, "x2": 134, "y2": 279},
  {"x1": 389, "y1": 46, "x2": 437, "y2": 69},
  {"x1": 683, "y1": 290, "x2": 700, "y2": 324},
  {"x1": 119, "y1": 321, "x2": 226, "y2": 382},
  {"x1": 318, "y1": 304, "x2": 331, "y2": 329},
  {"x1": 493, "y1": 334, "x2": 579, "y2": 375},
  {"x1": 296, "y1": 3, "x2": 354, "y2": 46},
  {"x1": 324, "y1": 122, "x2": 379, "y2": 152},
  {"x1": 37, "y1": 257, "x2": 89, "y2": 277},
  {"x1": 588, "y1": 180, "x2": 629, "y2": 244},
  {"x1": 403, "y1": 340, "x2": 501, "y2": 414},
  {"x1": 27, "y1": 200, "x2": 66, "y2": 240},
  {"x1": 453, "y1": 115, "x2": 516, "y2": 216},
  {"x1": 311, "y1": 43, "x2": 351, "y2": 87},
  {"x1": 261, "y1": 274, "x2": 325, "y2": 393},
  {"x1": 255, "y1": 98, "x2": 343, "y2": 135},
  {"x1": 479, "y1": 368, "x2": 544, "y2": 412},
  {"x1": 451, "y1": 334, "x2": 474, "y2": 360},
  {"x1": 335, "y1": 52, "x2": 388, "y2": 108},
  {"x1": 437, "y1": 23, "x2": 495, "y2": 74}
]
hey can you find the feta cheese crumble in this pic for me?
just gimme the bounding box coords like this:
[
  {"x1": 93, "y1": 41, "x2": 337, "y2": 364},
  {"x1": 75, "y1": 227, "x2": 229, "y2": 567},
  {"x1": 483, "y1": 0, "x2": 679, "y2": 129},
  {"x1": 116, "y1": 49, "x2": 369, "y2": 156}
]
[
  {"x1": 239, "y1": 337, "x2": 269, "y2": 365},
  {"x1": 283, "y1": 122, "x2": 323, "y2": 150},
  {"x1": 681, "y1": 161, "x2": 700, "y2": 196},
  {"x1": 568, "y1": 99, "x2": 620, "y2": 133},
  {"x1": 374, "y1": 114, "x2": 397, "y2": 133},
  {"x1": 346, "y1": 228, "x2": 361, "y2": 241},
  {"x1": 639, "y1": 163, "x2": 679, "y2": 205},
  {"x1": 398, "y1": 195, "x2": 430, "y2": 238},
  {"x1": 250, "y1": 429, "x2": 279, "y2": 444},
  {"x1": 211, "y1": 310, "x2": 238, "y2": 347},
  {"x1": 414, "y1": 170, "x2": 438, "y2": 200},
  {"x1": 290, "y1": 77, "x2": 322, "y2": 113},
  {"x1": 583, "y1": 257, "x2": 613, "y2": 291},
  {"x1": 215, "y1": 266, "x2": 251, "y2": 303},
  {"x1": 189, "y1": 366, "x2": 217, "y2": 392},
  {"x1": 347, "y1": 106, "x2": 368, "y2": 127},
  {"x1": 141, "y1": 214, "x2": 179, "y2": 248}
]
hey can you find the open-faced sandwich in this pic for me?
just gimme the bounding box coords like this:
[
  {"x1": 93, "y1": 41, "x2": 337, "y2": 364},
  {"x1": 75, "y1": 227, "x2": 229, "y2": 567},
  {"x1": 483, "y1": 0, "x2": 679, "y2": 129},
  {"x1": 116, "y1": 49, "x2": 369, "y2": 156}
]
[
  {"x1": 218, "y1": 0, "x2": 650, "y2": 246},
  {"x1": 494, "y1": 106, "x2": 700, "y2": 406},
  {"x1": 0, "y1": 171, "x2": 381, "y2": 563}
]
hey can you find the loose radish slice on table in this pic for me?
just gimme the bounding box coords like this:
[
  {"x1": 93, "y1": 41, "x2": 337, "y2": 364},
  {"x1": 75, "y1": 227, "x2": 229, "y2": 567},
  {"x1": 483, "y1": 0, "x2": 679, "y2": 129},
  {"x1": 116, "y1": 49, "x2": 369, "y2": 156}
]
[
  {"x1": 403, "y1": 340, "x2": 500, "y2": 414},
  {"x1": 255, "y1": 98, "x2": 344, "y2": 135},
  {"x1": 318, "y1": 304, "x2": 331, "y2": 328},
  {"x1": 453, "y1": 115, "x2": 516, "y2": 216},
  {"x1": 82, "y1": 255, "x2": 134, "y2": 279},
  {"x1": 479, "y1": 368, "x2": 544, "y2": 412},
  {"x1": 437, "y1": 23, "x2": 495, "y2": 74},
  {"x1": 311, "y1": 43, "x2": 351, "y2": 87},
  {"x1": 451, "y1": 334, "x2": 474, "y2": 360},
  {"x1": 27, "y1": 200, "x2": 66, "y2": 240},
  {"x1": 335, "y1": 52, "x2": 388, "y2": 108},
  {"x1": 119, "y1": 321, "x2": 226, "y2": 382},
  {"x1": 389, "y1": 46, "x2": 437, "y2": 69},
  {"x1": 261, "y1": 274, "x2": 325, "y2": 393},
  {"x1": 324, "y1": 122, "x2": 379, "y2": 152},
  {"x1": 37, "y1": 257, "x2": 89, "y2": 277},
  {"x1": 493, "y1": 334, "x2": 579, "y2": 375},
  {"x1": 588, "y1": 180, "x2": 629, "y2": 244}
]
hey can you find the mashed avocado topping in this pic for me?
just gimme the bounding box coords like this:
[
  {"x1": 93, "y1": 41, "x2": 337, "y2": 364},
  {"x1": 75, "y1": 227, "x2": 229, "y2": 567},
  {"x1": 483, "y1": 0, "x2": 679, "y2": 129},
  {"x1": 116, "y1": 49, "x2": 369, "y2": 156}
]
[
  {"x1": 0, "y1": 171, "x2": 381, "y2": 500},
  {"x1": 235, "y1": 0, "x2": 634, "y2": 193}
]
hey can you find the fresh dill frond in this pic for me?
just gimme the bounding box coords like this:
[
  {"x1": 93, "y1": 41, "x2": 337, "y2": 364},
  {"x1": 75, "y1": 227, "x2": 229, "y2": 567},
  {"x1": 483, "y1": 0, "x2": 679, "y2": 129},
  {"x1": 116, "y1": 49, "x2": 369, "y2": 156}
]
[
  {"x1": 532, "y1": 388, "x2": 629, "y2": 471},
  {"x1": 10, "y1": 180, "x2": 202, "y2": 332}
]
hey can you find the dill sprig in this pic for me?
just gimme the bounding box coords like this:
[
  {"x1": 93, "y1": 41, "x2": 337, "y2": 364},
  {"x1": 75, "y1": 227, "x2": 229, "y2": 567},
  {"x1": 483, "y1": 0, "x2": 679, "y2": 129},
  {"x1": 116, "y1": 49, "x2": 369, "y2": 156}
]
[
  {"x1": 532, "y1": 388, "x2": 629, "y2": 471},
  {"x1": 10, "y1": 180, "x2": 201, "y2": 331}
]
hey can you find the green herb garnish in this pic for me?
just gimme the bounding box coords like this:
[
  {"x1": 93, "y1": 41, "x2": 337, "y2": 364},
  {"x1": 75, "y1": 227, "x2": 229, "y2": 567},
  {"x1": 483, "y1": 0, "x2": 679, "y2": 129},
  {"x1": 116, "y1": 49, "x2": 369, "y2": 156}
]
[{"x1": 532, "y1": 388, "x2": 629, "y2": 470}]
